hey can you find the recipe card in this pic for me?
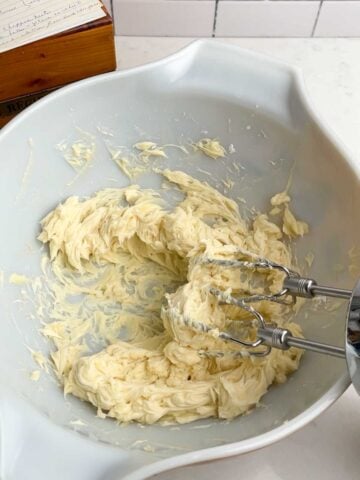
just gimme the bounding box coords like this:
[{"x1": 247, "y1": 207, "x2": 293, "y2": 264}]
[{"x1": 0, "y1": 0, "x2": 106, "y2": 54}]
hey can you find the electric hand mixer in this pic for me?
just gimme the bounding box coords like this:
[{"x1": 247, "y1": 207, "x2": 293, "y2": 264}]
[{"x1": 165, "y1": 252, "x2": 360, "y2": 395}]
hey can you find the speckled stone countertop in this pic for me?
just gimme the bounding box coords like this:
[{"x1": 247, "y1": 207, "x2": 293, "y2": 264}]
[{"x1": 115, "y1": 36, "x2": 360, "y2": 480}]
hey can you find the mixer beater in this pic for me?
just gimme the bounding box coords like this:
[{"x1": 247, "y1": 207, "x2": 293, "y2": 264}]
[{"x1": 164, "y1": 252, "x2": 360, "y2": 394}]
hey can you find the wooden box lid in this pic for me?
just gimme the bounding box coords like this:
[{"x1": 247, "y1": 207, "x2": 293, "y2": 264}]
[{"x1": 0, "y1": 5, "x2": 116, "y2": 117}]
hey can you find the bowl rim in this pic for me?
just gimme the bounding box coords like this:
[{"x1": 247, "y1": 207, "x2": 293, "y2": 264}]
[{"x1": 122, "y1": 379, "x2": 350, "y2": 480}]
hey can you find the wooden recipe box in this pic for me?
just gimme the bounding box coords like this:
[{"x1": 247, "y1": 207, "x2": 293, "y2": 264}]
[{"x1": 0, "y1": 4, "x2": 116, "y2": 127}]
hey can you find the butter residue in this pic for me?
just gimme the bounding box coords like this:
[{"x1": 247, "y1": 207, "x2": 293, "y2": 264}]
[
  {"x1": 222, "y1": 178, "x2": 235, "y2": 191},
  {"x1": 193, "y1": 139, "x2": 226, "y2": 159},
  {"x1": 9, "y1": 273, "x2": 30, "y2": 285},
  {"x1": 57, "y1": 130, "x2": 96, "y2": 173},
  {"x1": 30, "y1": 349, "x2": 49, "y2": 373},
  {"x1": 16, "y1": 137, "x2": 35, "y2": 202},
  {"x1": 283, "y1": 206, "x2": 309, "y2": 238},
  {"x1": 270, "y1": 207, "x2": 281, "y2": 216},
  {"x1": 111, "y1": 150, "x2": 147, "y2": 180},
  {"x1": 305, "y1": 252, "x2": 315, "y2": 268},
  {"x1": 36, "y1": 169, "x2": 305, "y2": 425},
  {"x1": 349, "y1": 246, "x2": 360, "y2": 277},
  {"x1": 271, "y1": 191, "x2": 290, "y2": 206},
  {"x1": 131, "y1": 440, "x2": 156, "y2": 453},
  {"x1": 109, "y1": 142, "x2": 170, "y2": 180},
  {"x1": 269, "y1": 191, "x2": 308, "y2": 238},
  {"x1": 108, "y1": 138, "x2": 226, "y2": 180},
  {"x1": 69, "y1": 419, "x2": 87, "y2": 427},
  {"x1": 133, "y1": 142, "x2": 167, "y2": 161},
  {"x1": 65, "y1": 142, "x2": 95, "y2": 172},
  {"x1": 30, "y1": 370, "x2": 41, "y2": 382}
]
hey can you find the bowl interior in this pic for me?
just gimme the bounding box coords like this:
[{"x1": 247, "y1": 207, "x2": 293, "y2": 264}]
[{"x1": 0, "y1": 47, "x2": 357, "y2": 458}]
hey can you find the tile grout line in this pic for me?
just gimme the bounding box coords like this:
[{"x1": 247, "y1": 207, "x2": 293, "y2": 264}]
[
  {"x1": 311, "y1": 0, "x2": 324, "y2": 37},
  {"x1": 212, "y1": 0, "x2": 219, "y2": 38}
]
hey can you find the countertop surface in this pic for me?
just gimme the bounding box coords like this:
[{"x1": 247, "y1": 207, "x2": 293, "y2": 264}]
[{"x1": 114, "y1": 36, "x2": 360, "y2": 480}]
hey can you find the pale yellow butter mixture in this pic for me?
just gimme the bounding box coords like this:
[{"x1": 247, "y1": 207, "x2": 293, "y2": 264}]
[{"x1": 38, "y1": 168, "x2": 306, "y2": 425}]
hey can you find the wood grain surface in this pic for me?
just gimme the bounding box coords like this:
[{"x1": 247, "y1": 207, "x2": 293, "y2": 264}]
[{"x1": 0, "y1": 4, "x2": 116, "y2": 126}]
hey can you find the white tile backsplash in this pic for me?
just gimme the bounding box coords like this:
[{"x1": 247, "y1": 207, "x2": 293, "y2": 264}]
[
  {"x1": 315, "y1": 1, "x2": 360, "y2": 37},
  {"x1": 113, "y1": 0, "x2": 216, "y2": 36},
  {"x1": 215, "y1": 1, "x2": 320, "y2": 37},
  {"x1": 110, "y1": 0, "x2": 360, "y2": 38}
]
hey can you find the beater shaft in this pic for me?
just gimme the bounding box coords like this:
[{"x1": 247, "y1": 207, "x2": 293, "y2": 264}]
[
  {"x1": 283, "y1": 276, "x2": 352, "y2": 300},
  {"x1": 257, "y1": 326, "x2": 345, "y2": 359}
]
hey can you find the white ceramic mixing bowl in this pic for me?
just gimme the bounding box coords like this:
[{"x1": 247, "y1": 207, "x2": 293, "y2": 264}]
[{"x1": 0, "y1": 40, "x2": 359, "y2": 480}]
